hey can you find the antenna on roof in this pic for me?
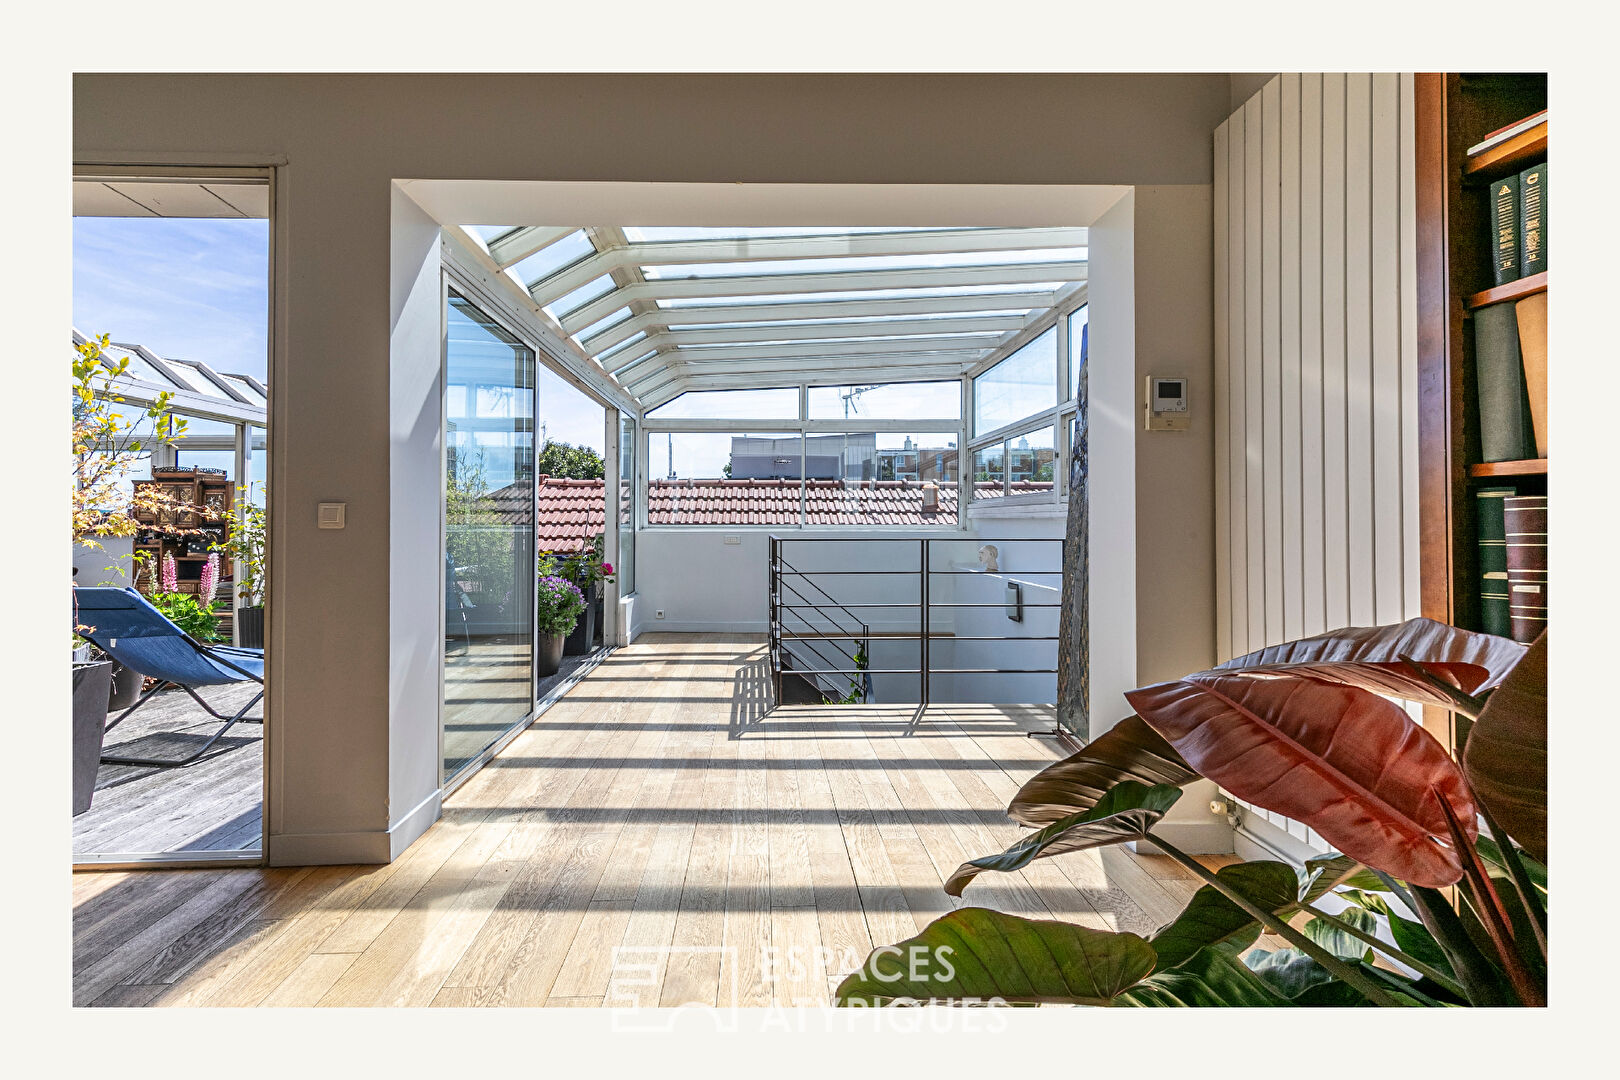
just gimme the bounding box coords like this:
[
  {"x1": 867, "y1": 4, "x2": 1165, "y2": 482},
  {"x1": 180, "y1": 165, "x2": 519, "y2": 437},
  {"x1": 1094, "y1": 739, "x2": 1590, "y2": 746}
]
[
  {"x1": 841, "y1": 384, "x2": 880, "y2": 419},
  {"x1": 667, "y1": 431, "x2": 675, "y2": 479}
]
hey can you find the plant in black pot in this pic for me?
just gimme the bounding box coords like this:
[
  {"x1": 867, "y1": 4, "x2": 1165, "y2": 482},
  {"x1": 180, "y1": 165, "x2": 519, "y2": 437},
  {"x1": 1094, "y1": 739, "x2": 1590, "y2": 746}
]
[
  {"x1": 213, "y1": 485, "x2": 266, "y2": 647},
  {"x1": 559, "y1": 534, "x2": 615, "y2": 656},
  {"x1": 536, "y1": 572, "x2": 587, "y2": 678}
]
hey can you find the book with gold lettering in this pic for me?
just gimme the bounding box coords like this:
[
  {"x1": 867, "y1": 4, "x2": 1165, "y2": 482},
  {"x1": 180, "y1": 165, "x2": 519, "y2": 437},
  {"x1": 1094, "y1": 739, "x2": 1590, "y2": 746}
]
[
  {"x1": 1490, "y1": 173, "x2": 1521, "y2": 285},
  {"x1": 1504, "y1": 493, "x2": 1547, "y2": 643},
  {"x1": 1518, "y1": 162, "x2": 1546, "y2": 277}
]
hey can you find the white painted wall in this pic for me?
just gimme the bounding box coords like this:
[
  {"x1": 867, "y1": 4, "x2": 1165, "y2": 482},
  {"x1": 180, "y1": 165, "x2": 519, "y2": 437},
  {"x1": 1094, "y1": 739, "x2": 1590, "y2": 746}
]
[{"x1": 74, "y1": 73, "x2": 1237, "y2": 864}]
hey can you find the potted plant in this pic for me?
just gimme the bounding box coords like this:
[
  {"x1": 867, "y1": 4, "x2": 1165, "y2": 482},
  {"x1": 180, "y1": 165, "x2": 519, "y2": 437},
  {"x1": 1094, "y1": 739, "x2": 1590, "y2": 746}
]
[
  {"x1": 535, "y1": 572, "x2": 587, "y2": 678},
  {"x1": 72, "y1": 654, "x2": 113, "y2": 815},
  {"x1": 213, "y1": 486, "x2": 266, "y2": 647},
  {"x1": 72, "y1": 333, "x2": 196, "y2": 722},
  {"x1": 559, "y1": 534, "x2": 615, "y2": 656}
]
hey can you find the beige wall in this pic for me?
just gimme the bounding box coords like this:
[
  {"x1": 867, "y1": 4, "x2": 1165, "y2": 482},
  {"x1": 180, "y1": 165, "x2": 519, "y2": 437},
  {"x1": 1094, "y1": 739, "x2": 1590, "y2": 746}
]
[{"x1": 73, "y1": 74, "x2": 1235, "y2": 863}]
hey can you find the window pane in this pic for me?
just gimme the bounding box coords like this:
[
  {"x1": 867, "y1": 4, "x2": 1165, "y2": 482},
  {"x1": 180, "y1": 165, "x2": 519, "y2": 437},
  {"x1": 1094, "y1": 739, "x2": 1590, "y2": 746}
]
[
  {"x1": 505, "y1": 229, "x2": 595, "y2": 288},
  {"x1": 648, "y1": 432, "x2": 800, "y2": 525},
  {"x1": 1007, "y1": 426, "x2": 1057, "y2": 495},
  {"x1": 971, "y1": 444, "x2": 1005, "y2": 500},
  {"x1": 618, "y1": 415, "x2": 635, "y2": 594},
  {"x1": 542, "y1": 274, "x2": 617, "y2": 321},
  {"x1": 1068, "y1": 304, "x2": 1089, "y2": 401},
  {"x1": 647, "y1": 387, "x2": 800, "y2": 420},
  {"x1": 444, "y1": 292, "x2": 535, "y2": 781},
  {"x1": 809, "y1": 432, "x2": 959, "y2": 526},
  {"x1": 974, "y1": 326, "x2": 1056, "y2": 433},
  {"x1": 807, "y1": 380, "x2": 961, "y2": 420}
]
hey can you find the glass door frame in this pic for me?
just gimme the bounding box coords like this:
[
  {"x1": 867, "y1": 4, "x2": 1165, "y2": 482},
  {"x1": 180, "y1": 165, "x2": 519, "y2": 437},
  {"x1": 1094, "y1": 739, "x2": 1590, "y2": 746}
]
[{"x1": 70, "y1": 162, "x2": 277, "y2": 868}]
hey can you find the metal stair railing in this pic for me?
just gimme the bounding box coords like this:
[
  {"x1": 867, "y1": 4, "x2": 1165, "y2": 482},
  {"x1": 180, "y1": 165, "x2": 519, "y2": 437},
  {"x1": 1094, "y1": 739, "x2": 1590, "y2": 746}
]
[{"x1": 769, "y1": 537, "x2": 871, "y2": 704}]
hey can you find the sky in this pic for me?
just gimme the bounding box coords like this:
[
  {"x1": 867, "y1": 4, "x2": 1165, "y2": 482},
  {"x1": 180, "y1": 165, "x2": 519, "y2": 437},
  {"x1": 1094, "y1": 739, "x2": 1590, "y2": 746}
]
[{"x1": 73, "y1": 217, "x2": 271, "y2": 383}]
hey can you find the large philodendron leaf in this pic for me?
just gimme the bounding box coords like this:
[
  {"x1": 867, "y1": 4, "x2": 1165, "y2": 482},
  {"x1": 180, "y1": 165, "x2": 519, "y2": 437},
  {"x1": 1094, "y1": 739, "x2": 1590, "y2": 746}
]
[
  {"x1": 945, "y1": 782, "x2": 1182, "y2": 897},
  {"x1": 1463, "y1": 632, "x2": 1547, "y2": 863},
  {"x1": 1006, "y1": 715, "x2": 1200, "y2": 827},
  {"x1": 834, "y1": 907, "x2": 1157, "y2": 1006},
  {"x1": 1245, "y1": 949, "x2": 1387, "y2": 1006},
  {"x1": 1215, "y1": 617, "x2": 1527, "y2": 707},
  {"x1": 1125, "y1": 673, "x2": 1476, "y2": 888},
  {"x1": 1114, "y1": 945, "x2": 1295, "y2": 1007},
  {"x1": 1146, "y1": 860, "x2": 1300, "y2": 968}
]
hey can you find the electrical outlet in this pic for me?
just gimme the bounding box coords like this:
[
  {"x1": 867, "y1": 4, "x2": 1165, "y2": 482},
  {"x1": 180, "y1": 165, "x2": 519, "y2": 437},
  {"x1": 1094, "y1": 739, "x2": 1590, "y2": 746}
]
[
  {"x1": 723, "y1": 534, "x2": 741, "y2": 545},
  {"x1": 654, "y1": 609, "x2": 665, "y2": 620}
]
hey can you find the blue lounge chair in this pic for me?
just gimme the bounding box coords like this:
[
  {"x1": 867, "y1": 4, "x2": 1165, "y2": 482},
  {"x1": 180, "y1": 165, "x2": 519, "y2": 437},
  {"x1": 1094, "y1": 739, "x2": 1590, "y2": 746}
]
[{"x1": 74, "y1": 587, "x2": 264, "y2": 768}]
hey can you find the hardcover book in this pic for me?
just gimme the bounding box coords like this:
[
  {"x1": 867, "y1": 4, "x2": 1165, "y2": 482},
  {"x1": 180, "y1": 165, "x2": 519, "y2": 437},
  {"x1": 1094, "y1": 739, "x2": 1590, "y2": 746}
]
[
  {"x1": 1473, "y1": 302, "x2": 1537, "y2": 462},
  {"x1": 1475, "y1": 485, "x2": 1516, "y2": 637},
  {"x1": 1518, "y1": 162, "x2": 1547, "y2": 277},
  {"x1": 1467, "y1": 110, "x2": 1547, "y2": 156},
  {"x1": 1490, "y1": 173, "x2": 1521, "y2": 285},
  {"x1": 1504, "y1": 494, "x2": 1548, "y2": 644},
  {"x1": 1515, "y1": 291, "x2": 1549, "y2": 457}
]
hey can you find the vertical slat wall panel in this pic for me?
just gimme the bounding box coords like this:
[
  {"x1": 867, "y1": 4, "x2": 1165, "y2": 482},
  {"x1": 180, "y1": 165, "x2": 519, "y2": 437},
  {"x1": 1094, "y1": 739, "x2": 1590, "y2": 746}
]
[
  {"x1": 1226, "y1": 114, "x2": 1249, "y2": 656},
  {"x1": 1371, "y1": 73, "x2": 1405, "y2": 624},
  {"x1": 1261, "y1": 80, "x2": 1284, "y2": 644},
  {"x1": 1210, "y1": 76, "x2": 1421, "y2": 664},
  {"x1": 1344, "y1": 73, "x2": 1376, "y2": 626},
  {"x1": 1321, "y1": 73, "x2": 1350, "y2": 631},
  {"x1": 1300, "y1": 73, "x2": 1326, "y2": 637},
  {"x1": 1280, "y1": 74, "x2": 1304, "y2": 642},
  {"x1": 1213, "y1": 121, "x2": 1232, "y2": 663},
  {"x1": 1243, "y1": 95, "x2": 1265, "y2": 650},
  {"x1": 1213, "y1": 74, "x2": 1422, "y2": 852}
]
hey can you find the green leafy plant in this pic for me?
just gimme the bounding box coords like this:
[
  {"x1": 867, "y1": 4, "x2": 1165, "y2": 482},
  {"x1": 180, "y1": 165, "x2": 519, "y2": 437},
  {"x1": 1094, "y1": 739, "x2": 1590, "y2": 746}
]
[
  {"x1": 558, "y1": 533, "x2": 615, "y2": 593},
  {"x1": 837, "y1": 618, "x2": 1547, "y2": 1008},
  {"x1": 823, "y1": 643, "x2": 869, "y2": 705},
  {"x1": 212, "y1": 484, "x2": 266, "y2": 607},
  {"x1": 146, "y1": 591, "x2": 223, "y2": 643}
]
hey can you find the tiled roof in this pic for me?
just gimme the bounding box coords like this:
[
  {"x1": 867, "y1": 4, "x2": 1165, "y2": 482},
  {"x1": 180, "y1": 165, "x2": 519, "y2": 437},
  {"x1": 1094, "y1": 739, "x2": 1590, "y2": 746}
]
[{"x1": 490, "y1": 476, "x2": 1057, "y2": 536}]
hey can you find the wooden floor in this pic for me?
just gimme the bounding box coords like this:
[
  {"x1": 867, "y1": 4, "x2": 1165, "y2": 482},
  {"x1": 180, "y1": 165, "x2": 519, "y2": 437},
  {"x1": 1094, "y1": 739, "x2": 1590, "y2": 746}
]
[
  {"x1": 74, "y1": 682, "x2": 264, "y2": 858},
  {"x1": 71, "y1": 633, "x2": 1246, "y2": 1007}
]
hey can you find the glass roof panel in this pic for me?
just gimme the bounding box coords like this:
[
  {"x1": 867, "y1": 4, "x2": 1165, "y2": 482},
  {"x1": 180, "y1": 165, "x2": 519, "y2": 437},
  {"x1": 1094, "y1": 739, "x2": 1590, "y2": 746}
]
[
  {"x1": 467, "y1": 225, "x2": 518, "y2": 242},
  {"x1": 647, "y1": 387, "x2": 800, "y2": 419},
  {"x1": 542, "y1": 274, "x2": 617, "y2": 321},
  {"x1": 641, "y1": 247, "x2": 1085, "y2": 280},
  {"x1": 658, "y1": 282, "x2": 1064, "y2": 308},
  {"x1": 220, "y1": 375, "x2": 267, "y2": 405},
  {"x1": 599, "y1": 331, "x2": 648, "y2": 360},
  {"x1": 162, "y1": 361, "x2": 235, "y2": 399},
  {"x1": 575, "y1": 307, "x2": 633, "y2": 342},
  {"x1": 101, "y1": 343, "x2": 185, "y2": 389},
  {"x1": 808, "y1": 381, "x2": 962, "y2": 420},
  {"x1": 505, "y1": 229, "x2": 595, "y2": 289},
  {"x1": 624, "y1": 227, "x2": 964, "y2": 242}
]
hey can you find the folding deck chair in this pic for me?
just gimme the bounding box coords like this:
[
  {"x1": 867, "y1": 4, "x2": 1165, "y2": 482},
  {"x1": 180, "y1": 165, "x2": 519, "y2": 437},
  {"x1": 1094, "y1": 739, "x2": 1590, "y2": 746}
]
[{"x1": 74, "y1": 587, "x2": 264, "y2": 768}]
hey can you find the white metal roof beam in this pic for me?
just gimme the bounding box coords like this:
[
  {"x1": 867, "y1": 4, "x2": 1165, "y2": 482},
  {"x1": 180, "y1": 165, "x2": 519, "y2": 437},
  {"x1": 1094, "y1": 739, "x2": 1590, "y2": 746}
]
[
  {"x1": 487, "y1": 226, "x2": 581, "y2": 271},
  {"x1": 634, "y1": 354, "x2": 984, "y2": 393},
  {"x1": 561, "y1": 261, "x2": 1086, "y2": 335},
  {"x1": 580, "y1": 289, "x2": 1062, "y2": 354},
  {"x1": 640, "y1": 314, "x2": 1029, "y2": 349},
  {"x1": 525, "y1": 227, "x2": 1086, "y2": 308},
  {"x1": 661, "y1": 338, "x2": 996, "y2": 364}
]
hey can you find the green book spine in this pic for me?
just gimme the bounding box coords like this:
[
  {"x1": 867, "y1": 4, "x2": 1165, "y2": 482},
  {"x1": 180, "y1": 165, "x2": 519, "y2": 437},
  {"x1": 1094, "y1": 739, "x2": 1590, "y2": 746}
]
[
  {"x1": 1473, "y1": 303, "x2": 1536, "y2": 462},
  {"x1": 1490, "y1": 172, "x2": 1521, "y2": 285},
  {"x1": 1518, "y1": 162, "x2": 1547, "y2": 277},
  {"x1": 1475, "y1": 485, "x2": 1515, "y2": 637}
]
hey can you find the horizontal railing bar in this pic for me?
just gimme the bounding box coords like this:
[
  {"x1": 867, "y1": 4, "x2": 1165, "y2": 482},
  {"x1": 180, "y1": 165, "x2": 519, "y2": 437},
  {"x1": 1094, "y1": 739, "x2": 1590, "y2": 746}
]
[
  {"x1": 789, "y1": 667, "x2": 1058, "y2": 676},
  {"x1": 778, "y1": 602, "x2": 1062, "y2": 610},
  {"x1": 771, "y1": 535, "x2": 1062, "y2": 542},
  {"x1": 779, "y1": 633, "x2": 1059, "y2": 642}
]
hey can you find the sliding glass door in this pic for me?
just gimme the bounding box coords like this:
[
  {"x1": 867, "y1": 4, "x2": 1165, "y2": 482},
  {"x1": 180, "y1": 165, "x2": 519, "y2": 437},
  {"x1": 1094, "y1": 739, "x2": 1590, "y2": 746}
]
[{"x1": 443, "y1": 290, "x2": 536, "y2": 782}]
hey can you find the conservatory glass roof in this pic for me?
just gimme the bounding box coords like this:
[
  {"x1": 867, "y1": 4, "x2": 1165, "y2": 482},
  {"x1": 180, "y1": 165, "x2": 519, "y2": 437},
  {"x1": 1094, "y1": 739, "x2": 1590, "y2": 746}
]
[{"x1": 454, "y1": 225, "x2": 1087, "y2": 409}]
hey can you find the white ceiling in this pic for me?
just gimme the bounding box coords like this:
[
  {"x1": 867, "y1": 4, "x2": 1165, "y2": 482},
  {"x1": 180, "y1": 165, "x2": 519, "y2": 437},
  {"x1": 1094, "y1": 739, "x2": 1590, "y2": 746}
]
[{"x1": 73, "y1": 180, "x2": 269, "y2": 218}]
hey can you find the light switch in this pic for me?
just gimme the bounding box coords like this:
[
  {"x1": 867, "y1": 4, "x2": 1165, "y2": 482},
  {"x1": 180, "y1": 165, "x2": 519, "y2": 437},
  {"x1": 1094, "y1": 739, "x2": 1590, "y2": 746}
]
[{"x1": 317, "y1": 502, "x2": 346, "y2": 529}]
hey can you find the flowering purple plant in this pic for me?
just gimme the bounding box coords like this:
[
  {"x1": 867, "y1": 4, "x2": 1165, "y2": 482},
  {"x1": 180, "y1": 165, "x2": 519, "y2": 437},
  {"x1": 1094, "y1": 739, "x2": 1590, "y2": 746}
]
[
  {"x1": 160, "y1": 552, "x2": 178, "y2": 593},
  {"x1": 536, "y1": 574, "x2": 588, "y2": 636},
  {"x1": 199, "y1": 552, "x2": 221, "y2": 606}
]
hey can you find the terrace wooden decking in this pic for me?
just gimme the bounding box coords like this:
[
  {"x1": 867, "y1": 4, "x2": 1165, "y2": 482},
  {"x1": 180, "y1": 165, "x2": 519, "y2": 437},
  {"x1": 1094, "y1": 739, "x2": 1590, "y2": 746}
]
[
  {"x1": 74, "y1": 682, "x2": 264, "y2": 859},
  {"x1": 72, "y1": 633, "x2": 1242, "y2": 1007}
]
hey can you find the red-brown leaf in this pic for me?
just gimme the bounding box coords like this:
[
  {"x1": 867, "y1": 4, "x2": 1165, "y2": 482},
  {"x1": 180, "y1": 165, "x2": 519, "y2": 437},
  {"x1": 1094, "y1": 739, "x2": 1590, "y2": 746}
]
[
  {"x1": 1214, "y1": 617, "x2": 1526, "y2": 705},
  {"x1": 1125, "y1": 672, "x2": 1476, "y2": 888}
]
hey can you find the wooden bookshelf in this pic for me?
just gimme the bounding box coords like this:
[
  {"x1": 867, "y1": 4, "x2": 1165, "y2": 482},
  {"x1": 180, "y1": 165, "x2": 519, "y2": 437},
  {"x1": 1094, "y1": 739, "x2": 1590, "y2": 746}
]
[
  {"x1": 1465, "y1": 271, "x2": 1548, "y2": 310},
  {"x1": 1415, "y1": 74, "x2": 1548, "y2": 749},
  {"x1": 1469, "y1": 458, "x2": 1548, "y2": 478},
  {"x1": 1463, "y1": 118, "x2": 1547, "y2": 180}
]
